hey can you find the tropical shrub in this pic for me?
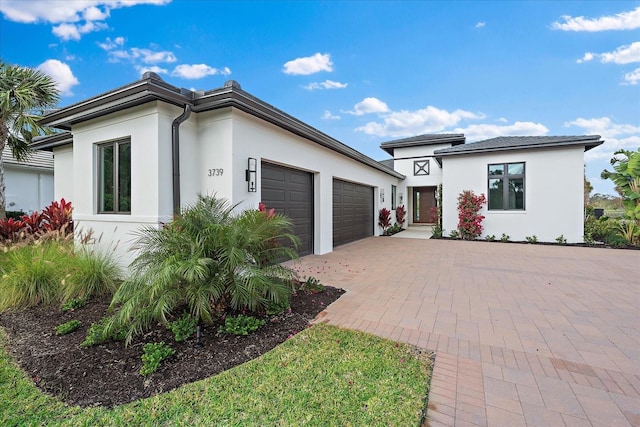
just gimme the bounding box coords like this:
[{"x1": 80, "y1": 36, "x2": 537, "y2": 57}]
[
  {"x1": 55, "y1": 320, "x2": 81, "y2": 335},
  {"x1": 555, "y1": 235, "x2": 567, "y2": 244},
  {"x1": 81, "y1": 317, "x2": 126, "y2": 347},
  {"x1": 378, "y1": 208, "x2": 392, "y2": 234},
  {"x1": 61, "y1": 247, "x2": 121, "y2": 302},
  {"x1": 0, "y1": 199, "x2": 73, "y2": 243},
  {"x1": 430, "y1": 206, "x2": 442, "y2": 238},
  {"x1": 140, "y1": 342, "x2": 175, "y2": 376},
  {"x1": 61, "y1": 298, "x2": 85, "y2": 312},
  {"x1": 298, "y1": 276, "x2": 325, "y2": 294},
  {"x1": 601, "y1": 148, "x2": 640, "y2": 245},
  {"x1": 0, "y1": 239, "x2": 120, "y2": 312},
  {"x1": 525, "y1": 235, "x2": 538, "y2": 244},
  {"x1": 500, "y1": 233, "x2": 510, "y2": 242},
  {"x1": 219, "y1": 315, "x2": 265, "y2": 336},
  {"x1": 105, "y1": 195, "x2": 299, "y2": 345},
  {"x1": 0, "y1": 241, "x2": 67, "y2": 311},
  {"x1": 395, "y1": 205, "x2": 406, "y2": 227},
  {"x1": 456, "y1": 190, "x2": 487, "y2": 240},
  {"x1": 485, "y1": 235, "x2": 496, "y2": 242},
  {"x1": 169, "y1": 313, "x2": 197, "y2": 342}
]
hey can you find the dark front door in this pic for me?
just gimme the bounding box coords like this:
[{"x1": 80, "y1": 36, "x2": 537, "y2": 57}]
[
  {"x1": 261, "y1": 162, "x2": 314, "y2": 256},
  {"x1": 333, "y1": 179, "x2": 374, "y2": 247},
  {"x1": 413, "y1": 187, "x2": 437, "y2": 223}
]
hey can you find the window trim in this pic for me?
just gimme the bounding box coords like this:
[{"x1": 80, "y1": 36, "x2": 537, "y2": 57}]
[
  {"x1": 414, "y1": 159, "x2": 430, "y2": 176},
  {"x1": 487, "y1": 162, "x2": 525, "y2": 211},
  {"x1": 97, "y1": 138, "x2": 131, "y2": 214}
]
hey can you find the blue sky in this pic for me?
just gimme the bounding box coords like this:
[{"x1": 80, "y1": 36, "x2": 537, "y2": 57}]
[{"x1": 1, "y1": 0, "x2": 638, "y2": 195}]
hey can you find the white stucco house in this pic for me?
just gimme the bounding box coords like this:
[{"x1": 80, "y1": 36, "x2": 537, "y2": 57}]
[
  {"x1": 3, "y1": 146, "x2": 54, "y2": 214},
  {"x1": 32, "y1": 73, "x2": 602, "y2": 268}
]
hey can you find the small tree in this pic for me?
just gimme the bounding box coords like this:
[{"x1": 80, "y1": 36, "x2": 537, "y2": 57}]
[
  {"x1": 378, "y1": 208, "x2": 392, "y2": 235},
  {"x1": 457, "y1": 190, "x2": 487, "y2": 240},
  {"x1": 395, "y1": 205, "x2": 406, "y2": 228},
  {"x1": 0, "y1": 61, "x2": 60, "y2": 219}
]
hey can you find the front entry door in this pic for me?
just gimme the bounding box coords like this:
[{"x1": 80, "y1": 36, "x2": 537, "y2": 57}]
[{"x1": 413, "y1": 187, "x2": 437, "y2": 223}]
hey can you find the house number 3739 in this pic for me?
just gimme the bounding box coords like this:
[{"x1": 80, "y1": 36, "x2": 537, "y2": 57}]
[{"x1": 208, "y1": 169, "x2": 223, "y2": 177}]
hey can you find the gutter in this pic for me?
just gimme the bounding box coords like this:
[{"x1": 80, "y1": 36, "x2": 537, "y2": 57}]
[{"x1": 171, "y1": 104, "x2": 192, "y2": 216}]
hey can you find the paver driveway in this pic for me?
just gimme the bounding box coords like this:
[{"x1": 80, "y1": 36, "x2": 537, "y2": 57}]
[{"x1": 297, "y1": 237, "x2": 639, "y2": 427}]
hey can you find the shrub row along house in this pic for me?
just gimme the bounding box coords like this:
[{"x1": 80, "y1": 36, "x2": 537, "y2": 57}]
[{"x1": 32, "y1": 73, "x2": 603, "y2": 267}]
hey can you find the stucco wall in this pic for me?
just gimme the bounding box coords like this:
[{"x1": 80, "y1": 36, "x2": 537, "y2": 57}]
[
  {"x1": 53, "y1": 102, "x2": 405, "y2": 269},
  {"x1": 4, "y1": 165, "x2": 53, "y2": 213},
  {"x1": 53, "y1": 145, "x2": 73, "y2": 203},
  {"x1": 229, "y1": 110, "x2": 405, "y2": 254},
  {"x1": 441, "y1": 146, "x2": 585, "y2": 243},
  {"x1": 391, "y1": 144, "x2": 450, "y2": 188}
]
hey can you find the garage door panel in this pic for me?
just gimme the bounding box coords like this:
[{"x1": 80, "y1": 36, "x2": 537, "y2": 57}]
[
  {"x1": 333, "y1": 179, "x2": 373, "y2": 247},
  {"x1": 261, "y1": 163, "x2": 313, "y2": 256}
]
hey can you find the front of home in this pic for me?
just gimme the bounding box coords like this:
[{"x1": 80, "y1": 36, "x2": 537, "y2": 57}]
[{"x1": 33, "y1": 73, "x2": 602, "y2": 268}]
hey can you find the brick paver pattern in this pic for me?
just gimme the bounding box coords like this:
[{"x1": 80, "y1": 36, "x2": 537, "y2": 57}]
[{"x1": 297, "y1": 238, "x2": 639, "y2": 427}]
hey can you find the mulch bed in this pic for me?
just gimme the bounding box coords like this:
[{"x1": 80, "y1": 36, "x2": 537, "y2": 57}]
[{"x1": 0, "y1": 286, "x2": 344, "y2": 408}]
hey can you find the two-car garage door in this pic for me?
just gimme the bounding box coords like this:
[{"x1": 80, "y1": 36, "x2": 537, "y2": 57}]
[{"x1": 261, "y1": 162, "x2": 374, "y2": 256}]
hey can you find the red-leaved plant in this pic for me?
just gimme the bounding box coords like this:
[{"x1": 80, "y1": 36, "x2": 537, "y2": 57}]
[
  {"x1": 258, "y1": 202, "x2": 276, "y2": 218},
  {"x1": 395, "y1": 205, "x2": 406, "y2": 227},
  {"x1": 457, "y1": 190, "x2": 487, "y2": 240},
  {"x1": 0, "y1": 199, "x2": 73, "y2": 243},
  {"x1": 378, "y1": 207, "x2": 392, "y2": 235}
]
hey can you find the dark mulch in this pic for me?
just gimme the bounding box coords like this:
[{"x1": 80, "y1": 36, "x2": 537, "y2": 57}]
[{"x1": 0, "y1": 286, "x2": 344, "y2": 408}]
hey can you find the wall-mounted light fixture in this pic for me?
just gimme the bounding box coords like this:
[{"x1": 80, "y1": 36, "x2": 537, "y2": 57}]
[
  {"x1": 380, "y1": 188, "x2": 385, "y2": 203},
  {"x1": 246, "y1": 157, "x2": 257, "y2": 192},
  {"x1": 399, "y1": 192, "x2": 403, "y2": 205}
]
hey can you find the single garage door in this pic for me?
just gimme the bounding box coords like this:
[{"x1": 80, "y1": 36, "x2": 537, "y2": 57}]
[
  {"x1": 261, "y1": 162, "x2": 313, "y2": 256},
  {"x1": 333, "y1": 179, "x2": 374, "y2": 247}
]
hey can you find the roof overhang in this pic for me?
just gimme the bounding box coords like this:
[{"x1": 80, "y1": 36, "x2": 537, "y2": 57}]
[
  {"x1": 380, "y1": 134, "x2": 466, "y2": 155},
  {"x1": 36, "y1": 74, "x2": 405, "y2": 180}
]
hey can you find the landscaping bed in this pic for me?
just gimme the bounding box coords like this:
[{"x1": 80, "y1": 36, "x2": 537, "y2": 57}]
[{"x1": 0, "y1": 285, "x2": 344, "y2": 408}]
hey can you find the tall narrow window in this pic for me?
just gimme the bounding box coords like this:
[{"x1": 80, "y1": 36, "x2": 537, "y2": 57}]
[
  {"x1": 391, "y1": 185, "x2": 397, "y2": 209},
  {"x1": 98, "y1": 139, "x2": 131, "y2": 213},
  {"x1": 488, "y1": 162, "x2": 525, "y2": 210}
]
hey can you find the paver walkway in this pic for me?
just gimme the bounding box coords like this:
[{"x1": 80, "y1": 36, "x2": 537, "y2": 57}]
[{"x1": 297, "y1": 237, "x2": 640, "y2": 426}]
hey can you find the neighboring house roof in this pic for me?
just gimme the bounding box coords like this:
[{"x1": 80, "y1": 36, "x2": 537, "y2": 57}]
[
  {"x1": 379, "y1": 158, "x2": 394, "y2": 169},
  {"x1": 433, "y1": 135, "x2": 604, "y2": 159},
  {"x1": 2, "y1": 146, "x2": 53, "y2": 170},
  {"x1": 380, "y1": 134, "x2": 466, "y2": 155},
  {"x1": 34, "y1": 73, "x2": 405, "y2": 179},
  {"x1": 31, "y1": 131, "x2": 73, "y2": 151}
]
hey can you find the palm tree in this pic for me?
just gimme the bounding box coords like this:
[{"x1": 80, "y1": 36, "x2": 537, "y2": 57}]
[{"x1": 0, "y1": 60, "x2": 60, "y2": 218}]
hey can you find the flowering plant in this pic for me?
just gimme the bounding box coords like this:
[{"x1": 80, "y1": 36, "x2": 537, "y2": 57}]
[{"x1": 456, "y1": 191, "x2": 486, "y2": 240}]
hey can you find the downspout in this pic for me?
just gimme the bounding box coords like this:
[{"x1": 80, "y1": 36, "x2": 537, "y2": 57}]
[{"x1": 172, "y1": 104, "x2": 192, "y2": 217}]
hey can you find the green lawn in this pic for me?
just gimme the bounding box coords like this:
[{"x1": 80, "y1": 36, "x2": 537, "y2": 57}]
[{"x1": 1, "y1": 323, "x2": 431, "y2": 426}]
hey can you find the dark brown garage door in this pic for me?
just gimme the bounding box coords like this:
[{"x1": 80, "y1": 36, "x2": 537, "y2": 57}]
[
  {"x1": 261, "y1": 162, "x2": 313, "y2": 256},
  {"x1": 333, "y1": 179, "x2": 374, "y2": 247}
]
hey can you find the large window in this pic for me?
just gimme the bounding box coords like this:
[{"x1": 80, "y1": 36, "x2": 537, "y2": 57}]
[
  {"x1": 488, "y1": 162, "x2": 525, "y2": 210},
  {"x1": 98, "y1": 139, "x2": 131, "y2": 214}
]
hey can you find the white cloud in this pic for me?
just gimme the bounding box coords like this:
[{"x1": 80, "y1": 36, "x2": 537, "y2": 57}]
[
  {"x1": 551, "y1": 6, "x2": 640, "y2": 31},
  {"x1": 0, "y1": 0, "x2": 171, "y2": 40},
  {"x1": 322, "y1": 110, "x2": 340, "y2": 120},
  {"x1": 355, "y1": 104, "x2": 485, "y2": 137},
  {"x1": 98, "y1": 36, "x2": 125, "y2": 51},
  {"x1": 171, "y1": 64, "x2": 231, "y2": 79},
  {"x1": 135, "y1": 65, "x2": 169, "y2": 76},
  {"x1": 623, "y1": 67, "x2": 640, "y2": 85},
  {"x1": 565, "y1": 117, "x2": 640, "y2": 161},
  {"x1": 497, "y1": 117, "x2": 508, "y2": 123},
  {"x1": 346, "y1": 97, "x2": 390, "y2": 116},
  {"x1": 37, "y1": 59, "x2": 79, "y2": 96},
  {"x1": 475, "y1": 22, "x2": 486, "y2": 28},
  {"x1": 454, "y1": 121, "x2": 548, "y2": 141},
  {"x1": 107, "y1": 47, "x2": 177, "y2": 64},
  {"x1": 303, "y1": 80, "x2": 348, "y2": 90},
  {"x1": 577, "y1": 42, "x2": 640, "y2": 65},
  {"x1": 283, "y1": 53, "x2": 333, "y2": 75}
]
